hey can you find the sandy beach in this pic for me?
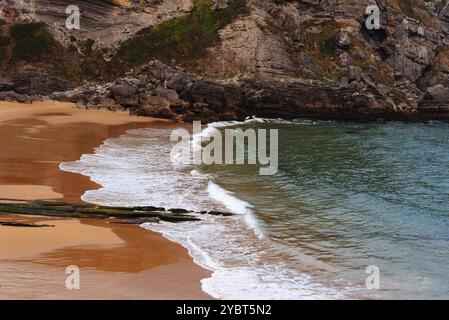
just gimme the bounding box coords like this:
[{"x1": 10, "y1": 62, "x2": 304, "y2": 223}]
[{"x1": 0, "y1": 101, "x2": 211, "y2": 299}]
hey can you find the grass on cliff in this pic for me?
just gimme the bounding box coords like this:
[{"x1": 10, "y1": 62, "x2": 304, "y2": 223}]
[
  {"x1": 295, "y1": 19, "x2": 342, "y2": 81},
  {"x1": 0, "y1": 22, "x2": 89, "y2": 85},
  {"x1": 437, "y1": 0, "x2": 448, "y2": 11},
  {"x1": 9, "y1": 22, "x2": 57, "y2": 61},
  {"x1": 299, "y1": 19, "x2": 341, "y2": 57},
  {"x1": 1, "y1": 2, "x2": 246, "y2": 82},
  {"x1": 398, "y1": 0, "x2": 422, "y2": 21},
  {"x1": 294, "y1": 18, "x2": 395, "y2": 85},
  {"x1": 116, "y1": 0, "x2": 246, "y2": 66}
]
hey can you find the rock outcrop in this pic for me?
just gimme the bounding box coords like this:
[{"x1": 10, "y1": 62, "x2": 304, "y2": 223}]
[
  {"x1": 2, "y1": 0, "x2": 194, "y2": 47},
  {"x1": 49, "y1": 59, "x2": 449, "y2": 122},
  {"x1": 1, "y1": 0, "x2": 449, "y2": 121}
]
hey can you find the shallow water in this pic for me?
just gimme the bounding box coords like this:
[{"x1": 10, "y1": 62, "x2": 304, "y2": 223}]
[{"x1": 61, "y1": 120, "x2": 449, "y2": 299}]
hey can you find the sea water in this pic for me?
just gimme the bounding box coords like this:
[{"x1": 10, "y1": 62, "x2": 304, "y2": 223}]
[{"x1": 60, "y1": 120, "x2": 449, "y2": 299}]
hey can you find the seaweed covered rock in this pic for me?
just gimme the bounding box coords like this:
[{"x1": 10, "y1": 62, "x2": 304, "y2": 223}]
[{"x1": 0, "y1": 200, "x2": 234, "y2": 223}]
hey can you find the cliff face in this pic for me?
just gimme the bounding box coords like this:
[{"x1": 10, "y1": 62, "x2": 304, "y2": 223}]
[
  {"x1": 1, "y1": 0, "x2": 194, "y2": 46},
  {"x1": 1, "y1": 0, "x2": 449, "y2": 121}
]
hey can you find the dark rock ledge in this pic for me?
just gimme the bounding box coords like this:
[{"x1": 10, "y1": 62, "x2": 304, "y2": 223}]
[
  {"x1": 0, "y1": 200, "x2": 233, "y2": 224},
  {"x1": 0, "y1": 220, "x2": 54, "y2": 228},
  {"x1": 1, "y1": 60, "x2": 449, "y2": 122}
]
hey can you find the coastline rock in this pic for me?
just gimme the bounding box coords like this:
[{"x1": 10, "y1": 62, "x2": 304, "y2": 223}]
[
  {"x1": 135, "y1": 96, "x2": 174, "y2": 118},
  {"x1": 336, "y1": 29, "x2": 351, "y2": 50},
  {"x1": 111, "y1": 218, "x2": 160, "y2": 225},
  {"x1": 2, "y1": 1, "x2": 449, "y2": 122},
  {"x1": 0, "y1": 78, "x2": 14, "y2": 91},
  {"x1": 426, "y1": 85, "x2": 449, "y2": 102},
  {"x1": 0, "y1": 91, "x2": 31, "y2": 103},
  {"x1": 110, "y1": 83, "x2": 138, "y2": 99}
]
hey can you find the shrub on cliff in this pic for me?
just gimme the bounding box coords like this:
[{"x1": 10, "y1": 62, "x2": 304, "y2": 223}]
[
  {"x1": 9, "y1": 22, "x2": 56, "y2": 61},
  {"x1": 116, "y1": 0, "x2": 246, "y2": 66}
]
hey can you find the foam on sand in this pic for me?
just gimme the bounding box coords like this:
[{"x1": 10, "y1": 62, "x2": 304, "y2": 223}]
[{"x1": 61, "y1": 123, "x2": 348, "y2": 299}]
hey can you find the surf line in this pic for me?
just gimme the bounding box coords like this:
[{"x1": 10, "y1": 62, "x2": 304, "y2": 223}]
[{"x1": 170, "y1": 121, "x2": 279, "y2": 176}]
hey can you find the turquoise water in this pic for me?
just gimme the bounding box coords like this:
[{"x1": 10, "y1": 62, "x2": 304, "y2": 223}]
[{"x1": 201, "y1": 121, "x2": 449, "y2": 299}]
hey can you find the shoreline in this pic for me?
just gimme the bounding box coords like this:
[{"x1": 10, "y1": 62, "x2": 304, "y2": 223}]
[{"x1": 0, "y1": 100, "x2": 212, "y2": 299}]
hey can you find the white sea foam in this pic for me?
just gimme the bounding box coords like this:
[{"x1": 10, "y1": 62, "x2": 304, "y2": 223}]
[
  {"x1": 206, "y1": 180, "x2": 253, "y2": 215},
  {"x1": 60, "y1": 128, "x2": 213, "y2": 211},
  {"x1": 207, "y1": 181, "x2": 264, "y2": 238},
  {"x1": 60, "y1": 122, "x2": 347, "y2": 300},
  {"x1": 141, "y1": 215, "x2": 345, "y2": 300}
]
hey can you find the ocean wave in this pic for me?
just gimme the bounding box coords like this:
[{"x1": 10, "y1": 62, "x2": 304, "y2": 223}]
[
  {"x1": 141, "y1": 216, "x2": 345, "y2": 300},
  {"x1": 60, "y1": 122, "x2": 347, "y2": 300},
  {"x1": 207, "y1": 181, "x2": 264, "y2": 239}
]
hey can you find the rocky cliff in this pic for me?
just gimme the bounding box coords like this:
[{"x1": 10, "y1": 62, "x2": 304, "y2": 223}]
[{"x1": 1, "y1": 0, "x2": 449, "y2": 121}]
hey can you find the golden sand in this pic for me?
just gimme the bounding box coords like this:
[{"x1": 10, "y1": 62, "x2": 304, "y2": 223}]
[
  {"x1": 0, "y1": 101, "x2": 211, "y2": 299},
  {"x1": 0, "y1": 218, "x2": 124, "y2": 260},
  {"x1": 0, "y1": 185, "x2": 63, "y2": 201}
]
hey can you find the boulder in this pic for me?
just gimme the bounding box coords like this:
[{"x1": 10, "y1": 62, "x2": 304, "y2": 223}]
[
  {"x1": 136, "y1": 96, "x2": 174, "y2": 118},
  {"x1": 290, "y1": 29, "x2": 301, "y2": 42},
  {"x1": 426, "y1": 85, "x2": 449, "y2": 101},
  {"x1": 110, "y1": 84, "x2": 137, "y2": 99},
  {"x1": 165, "y1": 71, "x2": 192, "y2": 94},
  {"x1": 153, "y1": 87, "x2": 179, "y2": 101},
  {"x1": 0, "y1": 78, "x2": 14, "y2": 92},
  {"x1": 0, "y1": 91, "x2": 31, "y2": 103},
  {"x1": 336, "y1": 29, "x2": 351, "y2": 50},
  {"x1": 91, "y1": 96, "x2": 117, "y2": 109},
  {"x1": 296, "y1": 52, "x2": 322, "y2": 75},
  {"x1": 348, "y1": 66, "x2": 363, "y2": 82}
]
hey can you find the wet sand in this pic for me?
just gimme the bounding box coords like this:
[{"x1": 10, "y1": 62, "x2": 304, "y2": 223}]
[{"x1": 0, "y1": 101, "x2": 211, "y2": 299}]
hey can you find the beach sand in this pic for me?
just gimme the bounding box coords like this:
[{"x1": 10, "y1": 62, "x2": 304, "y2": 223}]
[{"x1": 0, "y1": 101, "x2": 211, "y2": 299}]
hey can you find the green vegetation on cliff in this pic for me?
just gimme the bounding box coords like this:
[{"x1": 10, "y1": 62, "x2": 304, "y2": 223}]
[
  {"x1": 117, "y1": 0, "x2": 246, "y2": 66},
  {"x1": 0, "y1": 2, "x2": 246, "y2": 81},
  {"x1": 299, "y1": 19, "x2": 340, "y2": 57},
  {"x1": 399, "y1": 0, "x2": 422, "y2": 21},
  {"x1": 8, "y1": 22, "x2": 56, "y2": 61}
]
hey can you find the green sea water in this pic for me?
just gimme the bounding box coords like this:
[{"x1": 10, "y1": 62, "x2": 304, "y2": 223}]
[
  {"x1": 200, "y1": 120, "x2": 449, "y2": 299},
  {"x1": 61, "y1": 120, "x2": 449, "y2": 299}
]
